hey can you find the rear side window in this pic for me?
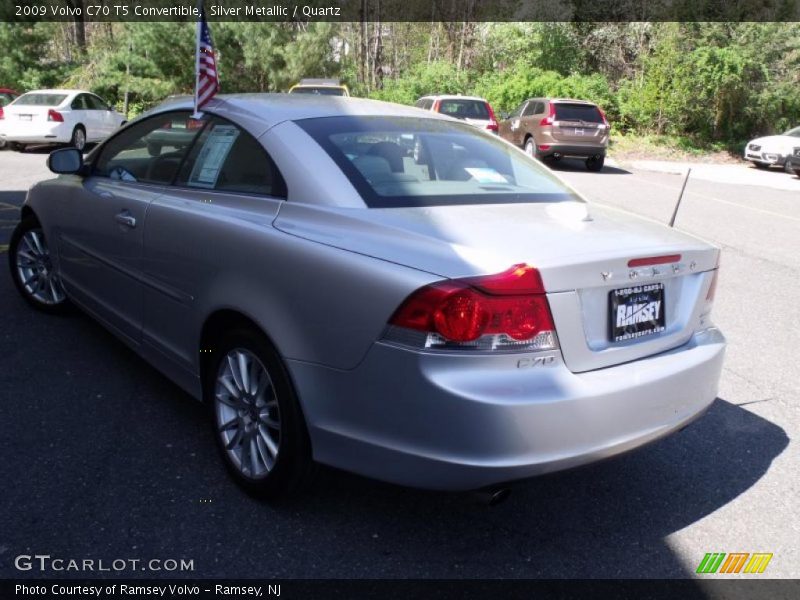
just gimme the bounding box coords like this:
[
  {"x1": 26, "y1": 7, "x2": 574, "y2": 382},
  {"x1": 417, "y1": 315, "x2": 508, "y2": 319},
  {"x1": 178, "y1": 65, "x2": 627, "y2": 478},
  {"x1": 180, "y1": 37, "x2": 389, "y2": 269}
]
[
  {"x1": 0, "y1": 93, "x2": 15, "y2": 107},
  {"x1": 437, "y1": 99, "x2": 490, "y2": 120},
  {"x1": 71, "y1": 95, "x2": 89, "y2": 110},
  {"x1": 553, "y1": 103, "x2": 603, "y2": 123},
  {"x1": 93, "y1": 111, "x2": 205, "y2": 184},
  {"x1": 297, "y1": 116, "x2": 580, "y2": 208},
  {"x1": 14, "y1": 93, "x2": 67, "y2": 106},
  {"x1": 176, "y1": 118, "x2": 287, "y2": 198},
  {"x1": 522, "y1": 102, "x2": 538, "y2": 117}
]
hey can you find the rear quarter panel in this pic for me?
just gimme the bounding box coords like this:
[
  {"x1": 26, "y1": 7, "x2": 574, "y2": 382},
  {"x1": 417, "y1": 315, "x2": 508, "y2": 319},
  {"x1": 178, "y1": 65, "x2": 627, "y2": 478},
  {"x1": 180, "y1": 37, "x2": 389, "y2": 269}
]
[{"x1": 141, "y1": 189, "x2": 438, "y2": 375}]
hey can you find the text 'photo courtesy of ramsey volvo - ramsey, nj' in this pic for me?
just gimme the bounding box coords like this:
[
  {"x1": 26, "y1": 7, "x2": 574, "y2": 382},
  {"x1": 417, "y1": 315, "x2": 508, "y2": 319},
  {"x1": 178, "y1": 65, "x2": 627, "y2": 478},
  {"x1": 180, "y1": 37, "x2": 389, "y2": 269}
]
[{"x1": 9, "y1": 94, "x2": 725, "y2": 499}]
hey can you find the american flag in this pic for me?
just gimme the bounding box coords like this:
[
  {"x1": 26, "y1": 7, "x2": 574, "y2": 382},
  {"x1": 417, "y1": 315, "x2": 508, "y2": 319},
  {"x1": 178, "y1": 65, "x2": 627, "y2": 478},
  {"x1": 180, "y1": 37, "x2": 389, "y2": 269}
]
[{"x1": 195, "y1": 8, "x2": 219, "y2": 111}]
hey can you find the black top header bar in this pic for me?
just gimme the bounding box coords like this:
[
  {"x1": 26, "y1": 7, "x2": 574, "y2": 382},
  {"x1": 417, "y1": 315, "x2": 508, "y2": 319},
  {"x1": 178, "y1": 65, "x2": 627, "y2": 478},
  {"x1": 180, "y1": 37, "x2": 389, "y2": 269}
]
[{"x1": 3, "y1": 0, "x2": 800, "y2": 22}]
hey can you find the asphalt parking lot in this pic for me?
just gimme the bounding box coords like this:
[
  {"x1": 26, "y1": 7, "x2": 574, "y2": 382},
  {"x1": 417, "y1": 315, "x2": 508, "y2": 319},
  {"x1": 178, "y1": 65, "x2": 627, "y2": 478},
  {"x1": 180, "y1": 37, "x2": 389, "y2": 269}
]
[{"x1": 0, "y1": 148, "x2": 798, "y2": 580}]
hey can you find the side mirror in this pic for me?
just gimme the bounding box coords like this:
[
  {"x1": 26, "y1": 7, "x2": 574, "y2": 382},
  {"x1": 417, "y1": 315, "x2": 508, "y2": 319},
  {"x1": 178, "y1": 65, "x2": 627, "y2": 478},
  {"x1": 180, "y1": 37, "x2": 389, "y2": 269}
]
[{"x1": 47, "y1": 147, "x2": 84, "y2": 175}]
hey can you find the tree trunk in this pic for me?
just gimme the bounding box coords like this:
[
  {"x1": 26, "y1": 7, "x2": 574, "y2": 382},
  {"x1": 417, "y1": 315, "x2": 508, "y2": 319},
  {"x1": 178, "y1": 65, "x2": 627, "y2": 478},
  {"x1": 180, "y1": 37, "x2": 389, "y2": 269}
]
[{"x1": 68, "y1": 0, "x2": 86, "y2": 52}]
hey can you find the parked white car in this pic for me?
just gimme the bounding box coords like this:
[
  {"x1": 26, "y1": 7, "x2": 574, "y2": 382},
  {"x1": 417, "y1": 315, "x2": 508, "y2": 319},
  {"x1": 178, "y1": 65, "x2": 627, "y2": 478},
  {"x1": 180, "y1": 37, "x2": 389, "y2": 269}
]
[
  {"x1": 414, "y1": 95, "x2": 499, "y2": 134},
  {"x1": 0, "y1": 89, "x2": 125, "y2": 152},
  {"x1": 743, "y1": 126, "x2": 800, "y2": 169}
]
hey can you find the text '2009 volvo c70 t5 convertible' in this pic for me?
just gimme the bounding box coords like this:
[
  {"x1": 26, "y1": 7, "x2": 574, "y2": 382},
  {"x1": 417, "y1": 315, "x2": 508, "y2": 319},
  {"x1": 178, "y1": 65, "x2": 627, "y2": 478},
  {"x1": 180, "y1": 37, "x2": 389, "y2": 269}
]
[{"x1": 9, "y1": 95, "x2": 725, "y2": 499}]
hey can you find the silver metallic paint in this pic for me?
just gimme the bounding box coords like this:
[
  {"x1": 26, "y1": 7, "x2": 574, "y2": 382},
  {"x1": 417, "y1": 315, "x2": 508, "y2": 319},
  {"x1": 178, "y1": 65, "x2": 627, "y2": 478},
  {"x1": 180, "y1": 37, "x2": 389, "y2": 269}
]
[{"x1": 21, "y1": 94, "x2": 725, "y2": 490}]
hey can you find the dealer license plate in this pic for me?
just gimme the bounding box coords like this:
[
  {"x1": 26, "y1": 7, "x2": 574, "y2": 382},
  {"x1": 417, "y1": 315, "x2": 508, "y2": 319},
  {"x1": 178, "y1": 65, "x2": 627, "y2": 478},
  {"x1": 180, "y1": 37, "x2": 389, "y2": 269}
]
[{"x1": 609, "y1": 283, "x2": 665, "y2": 342}]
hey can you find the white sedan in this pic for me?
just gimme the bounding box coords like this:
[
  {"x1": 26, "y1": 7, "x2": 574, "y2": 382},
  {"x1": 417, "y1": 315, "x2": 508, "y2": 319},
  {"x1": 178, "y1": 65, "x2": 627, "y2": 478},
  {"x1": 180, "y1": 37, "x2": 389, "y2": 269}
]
[
  {"x1": 744, "y1": 125, "x2": 800, "y2": 169},
  {"x1": 0, "y1": 89, "x2": 125, "y2": 152}
]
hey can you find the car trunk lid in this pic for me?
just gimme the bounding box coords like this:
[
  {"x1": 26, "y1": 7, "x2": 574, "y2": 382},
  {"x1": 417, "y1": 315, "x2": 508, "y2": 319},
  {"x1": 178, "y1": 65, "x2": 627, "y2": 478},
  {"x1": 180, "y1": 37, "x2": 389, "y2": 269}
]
[
  {"x1": 551, "y1": 103, "x2": 606, "y2": 144},
  {"x1": 3, "y1": 104, "x2": 55, "y2": 123},
  {"x1": 274, "y1": 201, "x2": 719, "y2": 372}
]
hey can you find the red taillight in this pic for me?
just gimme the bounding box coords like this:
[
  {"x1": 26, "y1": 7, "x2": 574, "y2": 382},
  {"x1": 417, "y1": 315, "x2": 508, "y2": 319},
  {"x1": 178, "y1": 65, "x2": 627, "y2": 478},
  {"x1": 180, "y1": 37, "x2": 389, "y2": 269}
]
[
  {"x1": 47, "y1": 109, "x2": 64, "y2": 122},
  {"x1": 538, "y1": 144, "x2": 551, "y2": 151},
  {"x1": 485, "y1": 102, "x2": 499, "y2": 132},
  {"x1": 598, "y1": 107, "x2": 609, "y2": 127},
  {"x1": 389, "y1": 264, "x2": 555, "y2": 343},
  {"x1": 539, "y1": 103, "x2": 556, "y2": 126},
  {"x1": 627, "y1": 254, "x2": 682, "y2": 268},
  {"x1": 0, "y1": 106, "x2": 4, "y2": 120}
]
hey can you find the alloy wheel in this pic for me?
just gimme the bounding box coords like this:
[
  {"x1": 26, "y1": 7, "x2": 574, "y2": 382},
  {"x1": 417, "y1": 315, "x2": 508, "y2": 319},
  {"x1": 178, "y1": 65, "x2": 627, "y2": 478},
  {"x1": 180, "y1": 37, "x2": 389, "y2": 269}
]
[
  {"x1": 14, "y1": 229, "x2": 66, "y2": 305},
  {"x1": 214, "y1": 348, "x2": 281, "y2": 479},
  {"x1": 72, "y1": 128, "x2": 86, "y2": 151}
]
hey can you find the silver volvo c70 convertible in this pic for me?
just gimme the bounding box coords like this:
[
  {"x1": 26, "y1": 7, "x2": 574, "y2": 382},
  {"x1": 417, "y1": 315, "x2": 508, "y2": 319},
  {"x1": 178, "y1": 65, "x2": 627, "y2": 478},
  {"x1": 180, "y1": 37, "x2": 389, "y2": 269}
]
[{"x1": 8, "y1": 95, "x2": 725, "y2": 498}]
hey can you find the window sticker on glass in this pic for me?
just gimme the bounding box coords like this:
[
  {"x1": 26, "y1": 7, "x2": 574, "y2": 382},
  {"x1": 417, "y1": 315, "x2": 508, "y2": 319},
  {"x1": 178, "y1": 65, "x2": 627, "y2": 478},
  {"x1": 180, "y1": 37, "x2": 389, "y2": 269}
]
[
  {"x1": 464, "y1": 167, "x2": 508, "y2": 184},
  {"x1": 188, "y1": 125, "x2": 240, "y2": 188}
]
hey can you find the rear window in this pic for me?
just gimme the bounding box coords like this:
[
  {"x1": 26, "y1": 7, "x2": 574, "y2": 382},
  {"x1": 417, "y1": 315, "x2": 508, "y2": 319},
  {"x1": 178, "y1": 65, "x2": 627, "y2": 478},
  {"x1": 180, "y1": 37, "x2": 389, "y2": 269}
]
[
  {"x1": 13, "y1": 93, "x2": 68, "y2": 107},
  {"x1": 296, "y1": 116, "x2": 581, "y2": 208},
  {"x1": 437, "y1": 99, "x2": 490, "y2": 120},
  {"x1": 553, "y1": 103, "x2": 603, "y2": 123},
  {"x1": 290, "y1": 87, "x2": 346, "y2": 96}
]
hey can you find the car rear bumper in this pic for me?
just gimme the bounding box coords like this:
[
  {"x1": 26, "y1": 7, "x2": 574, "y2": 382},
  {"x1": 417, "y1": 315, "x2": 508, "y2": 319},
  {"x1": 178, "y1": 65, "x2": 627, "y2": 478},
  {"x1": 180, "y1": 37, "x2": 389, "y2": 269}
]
[
  {"x1": 288, "y1": 327, "x2": 725, "y2": 491},
  {"x1": 0, "y1": 122, "x2": 72, "y2": 144},
  {"x1": 538, "y1": 143, "x2": 606, "y2": 159}
]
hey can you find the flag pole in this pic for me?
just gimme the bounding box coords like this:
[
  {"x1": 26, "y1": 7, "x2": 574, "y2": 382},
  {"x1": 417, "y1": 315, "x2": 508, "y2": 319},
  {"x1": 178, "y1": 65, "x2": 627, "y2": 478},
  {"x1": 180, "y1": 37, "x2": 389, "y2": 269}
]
[{"x1": 193, "y1": 0, "x2": 203, "y2": 118}]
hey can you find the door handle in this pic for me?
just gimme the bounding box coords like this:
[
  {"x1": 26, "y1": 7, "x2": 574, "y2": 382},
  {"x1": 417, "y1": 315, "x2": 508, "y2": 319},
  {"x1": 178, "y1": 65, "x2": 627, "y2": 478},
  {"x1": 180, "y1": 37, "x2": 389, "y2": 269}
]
[{"x1": 115, "y1": 211, "x2": 136, "y2": 228}]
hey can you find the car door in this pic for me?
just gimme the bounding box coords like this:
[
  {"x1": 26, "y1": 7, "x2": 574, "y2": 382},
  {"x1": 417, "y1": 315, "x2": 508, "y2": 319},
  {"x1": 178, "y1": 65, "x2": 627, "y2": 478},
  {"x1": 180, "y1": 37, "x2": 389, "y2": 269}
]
[
  {"x1": 69, "y1": 94, "x2": 91, "y2": 137},
  {"x1": 520, "y1": 100, "x2": 542, "y2": 141},
  {"x1": 56, "y1": 111, "x2": 205, "y2": 344},
  {"x1": 88, "y1": 94, "x2": 119, "y2": 138},
  {"x1": 140, "y1": 116, "x2": 288, "y2": 375},
  {"x1": 507, "y1": 101, "x2": 528, "y2": 146}
]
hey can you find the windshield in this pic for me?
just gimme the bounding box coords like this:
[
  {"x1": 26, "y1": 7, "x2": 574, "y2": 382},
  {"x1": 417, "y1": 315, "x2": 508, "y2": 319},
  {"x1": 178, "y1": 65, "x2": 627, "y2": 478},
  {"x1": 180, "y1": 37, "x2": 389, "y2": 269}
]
[
  {"x1": 13, "y1": 93, "x2": 68, "y2": 107},
  {"x1": 291, "y1": 87, "x2": 346, "y2": 96},
  {"x1": 784, "y1": 126, "x2": 800, "y2": 138},
  {"x1": 297, "y1": 116, "x2": 582, "y2": 208}
]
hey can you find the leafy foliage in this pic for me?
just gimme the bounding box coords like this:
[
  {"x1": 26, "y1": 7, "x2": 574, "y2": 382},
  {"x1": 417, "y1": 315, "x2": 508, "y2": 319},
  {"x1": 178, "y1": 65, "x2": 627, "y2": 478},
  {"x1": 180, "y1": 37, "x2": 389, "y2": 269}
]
[{"x1": 1, "y1": 21, "x2": 797, "y2": 146}]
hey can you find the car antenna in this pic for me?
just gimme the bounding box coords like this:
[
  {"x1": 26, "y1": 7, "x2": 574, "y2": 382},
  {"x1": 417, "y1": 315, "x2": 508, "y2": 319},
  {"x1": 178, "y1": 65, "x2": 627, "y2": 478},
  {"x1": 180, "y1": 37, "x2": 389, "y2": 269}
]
[{"x1": 669, "y1": 167, "x2": 692, "y2": 227}]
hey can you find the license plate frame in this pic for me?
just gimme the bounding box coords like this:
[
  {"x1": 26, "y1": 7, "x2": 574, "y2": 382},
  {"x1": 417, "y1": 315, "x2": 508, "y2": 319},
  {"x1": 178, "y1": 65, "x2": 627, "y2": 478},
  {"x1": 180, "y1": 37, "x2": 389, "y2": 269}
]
[
  {"x1": 609, "y1": 282, "x2": 666, "y2": 342},
  {"x1": 19, "y1": 114, "x2": 32, "y2": 121}
]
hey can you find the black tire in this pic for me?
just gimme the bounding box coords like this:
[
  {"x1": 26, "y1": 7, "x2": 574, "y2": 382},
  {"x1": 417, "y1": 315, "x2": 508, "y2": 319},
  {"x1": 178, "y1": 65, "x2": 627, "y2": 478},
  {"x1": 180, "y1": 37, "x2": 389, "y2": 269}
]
[
  {"x1": 8, "y1": 215, "x2": 72, "y2": 314},
  {"x1": 70, "y1": 126, "x2": 86, "y2": 151},
  {"x1": 586, "y1": 155, "x2": 605, "y2": 171},
  {"x1": 9, "y1": 142, "x2": 26, "y2": 152},
  {"x1": 205, "y1": 328, "x2": 314, "y2": 501},
  {"x1": 784, "y1": 159, "x2": 796, "y2": 176}
]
